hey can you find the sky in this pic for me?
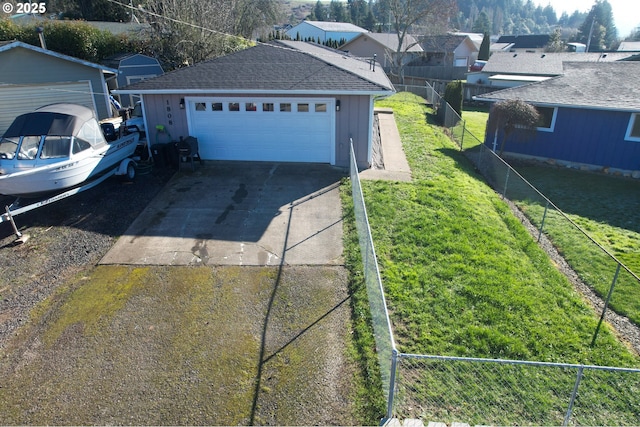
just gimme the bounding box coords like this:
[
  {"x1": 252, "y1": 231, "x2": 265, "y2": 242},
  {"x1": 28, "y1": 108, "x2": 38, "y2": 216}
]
[{"x1": 531, "y1": 0, "x2": 640, "y2": 37}]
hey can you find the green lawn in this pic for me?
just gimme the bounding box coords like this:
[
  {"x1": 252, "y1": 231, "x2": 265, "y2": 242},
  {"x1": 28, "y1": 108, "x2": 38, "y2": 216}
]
[
  {"x1": 369, "y1": 93, "x2": 635, "y2": 364},
  {"x1": 459, "y1": 104, "x2": 640, "y2": 326},
  {"x1": 346, "y1": 93, "x2": 640, "y2": 422}
]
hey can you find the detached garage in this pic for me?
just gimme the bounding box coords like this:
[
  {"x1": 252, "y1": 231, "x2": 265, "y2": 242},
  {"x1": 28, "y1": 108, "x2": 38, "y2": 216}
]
[
  {"x1": 0, "y1": 40, "x2": 117, "y2": 135},
  {"x1": 115, "y1": 41, "x2": 395, "y2": 168}
]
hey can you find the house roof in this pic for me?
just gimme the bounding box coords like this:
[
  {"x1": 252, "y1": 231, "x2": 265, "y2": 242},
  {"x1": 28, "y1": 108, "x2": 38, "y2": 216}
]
[
  {"x1": 495, "y1": 34, "x2": 550, "y2": 49},
  {"x1": 481, "y1": 51, "x2": 636, "y2": 76},
  {"x1": 476, "y1": 61, "x2": 640, "y2": 111},
  {"x1": 293, "y1": 21, "x2": 368, "y2": 33},
  {"x1": 115, "y1": 41, "x2": 394, "y2": 95},
  {"x1": 0, "y1": 40, "x2": 118, "y2": 74},
  {"x1": 618, "y1": 41, "x2": 640, "y2": 52},
  {"x1": 419, "y1": 34, "x2": 475, "y2": 53},
  {"x1": 340, "y1": 32, "x2": 423, "y2": 52},
  {"x1": 102, "y1": 52, "x2": 162, "y2": 69}
]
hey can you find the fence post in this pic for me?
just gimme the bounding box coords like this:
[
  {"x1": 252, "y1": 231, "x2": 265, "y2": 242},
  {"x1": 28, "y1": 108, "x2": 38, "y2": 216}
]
[
  {"x1": 386, "y1": 349, "x2": 399, "y2": 421},
  {"x1": 503, "y1": 167, "x2": 510, "y2": 198},
  {"x1": 537, "y1": 201, "x2": 549, "y2": 242},
  {"x1": 591, "y1": 263, "x2": 622, "y2": 347},
  {"x1": 563, "y1": 365, "x2": 584, "y2": 426},
  {"x1": 459, "y1": 120, "x2": 465, "y2": 151}
]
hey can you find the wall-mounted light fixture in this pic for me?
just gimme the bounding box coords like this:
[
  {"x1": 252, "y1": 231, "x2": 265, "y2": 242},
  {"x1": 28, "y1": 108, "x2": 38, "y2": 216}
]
[
  {"x1": 179, "y1": 98, "x2": 185, "y2": 109},
  {"x1": 336, "y1": 99, "x2": 341, "y2": 112}
]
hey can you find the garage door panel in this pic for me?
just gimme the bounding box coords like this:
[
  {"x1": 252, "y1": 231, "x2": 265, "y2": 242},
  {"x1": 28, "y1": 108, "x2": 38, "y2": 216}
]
[{"x1": 187, "y1": 97, "x2": 334, "y2": 164}]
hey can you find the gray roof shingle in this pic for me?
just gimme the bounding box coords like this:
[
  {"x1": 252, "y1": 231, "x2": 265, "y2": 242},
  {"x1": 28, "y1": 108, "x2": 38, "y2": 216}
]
[
  {"x1": 117, "y1": 41, "x2": 393, "y2": 94},
  {"x1": 342, "y1": 32, "x2": 423, "y2": 52},
  {"x1": 482, "y1": 51, "x2": 635, "y2": 76},
  {"x1": 477, "y1": 61, "x2": 640, "y2": 111}
]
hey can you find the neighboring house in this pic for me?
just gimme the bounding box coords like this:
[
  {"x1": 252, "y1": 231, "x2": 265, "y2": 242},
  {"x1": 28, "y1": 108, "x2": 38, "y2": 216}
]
[
  {"x1": 102, "y1": 53, "x2": 164, "y2": 107},
  {"x1": 0, "y1": 40, "x2": 117, "y2": 135},
  {"x1": 414, "y1": 34, "x2": 479, "y2": 68},
  {"x1": 476, "y1": 61, "x2": 640, "y2": 176},
  {"x1": 491, "y1": 34, "x2": 551, "y2": 53},
  {"x1": 339, "y1": 32, "x2": 423, "y2": 69},
  {"x1": 285, "y1": 21, "x2": 367, "y2": 44},
  {"x1": 466, "y1": 51, "x2": 635, "y2": 88},
  {"x1": 618, "y1": 41, "x2": 640, "y2": 52},
  {"x1": 115, "y1": 41, "x2": 395, "y2": 169}
]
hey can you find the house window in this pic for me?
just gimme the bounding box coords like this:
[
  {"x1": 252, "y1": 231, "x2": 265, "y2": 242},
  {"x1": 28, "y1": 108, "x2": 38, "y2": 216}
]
[
  {"x1": 280, "y1": 103, "x2": 292, "y2": 112},
  {"x1": 297, "y1": 103, "x2": 309, "y2": 112},
  {"x1": 625, "y1": 113, "x2": 640, "y2": 142},
  {"x1": 263, "y1": 103, "x2": 274, "y2": 112},
  {"x1": 246, "y1": 102, "x2": 257, "y2": 112},
  {"x1": 229, "y1": 102, "x2": 240, "y2": 112},
  {"x1": 315, "y1": 103, "x2": 327, "y2": 112},
  {"x1": 195, "y1": 102, "x2": 207, "y2": 111},
  {"x1": 535, "y1": 106, "x2": 557, "y2": 131},
  {"x1": 211, "y1": 102, "x2": 223, "y2": 111}
]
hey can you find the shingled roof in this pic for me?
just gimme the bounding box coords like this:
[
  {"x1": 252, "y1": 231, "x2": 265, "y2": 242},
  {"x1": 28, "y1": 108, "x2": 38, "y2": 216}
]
[
  {"x1": 342, "y1": 32, "x2": 423, "y2": 52},
  {"x1": 419, "y1": 34, "x2": 471, "y2": 53},
  {"x1": 476, "y1": 61, "x2": 640, "y2": 111},
  {"x1": 116, "y1": 41, "x2": 394, "y2": 95},
  {"x1": 482, "y1": 51, "x2": 636, "y2": 76}
]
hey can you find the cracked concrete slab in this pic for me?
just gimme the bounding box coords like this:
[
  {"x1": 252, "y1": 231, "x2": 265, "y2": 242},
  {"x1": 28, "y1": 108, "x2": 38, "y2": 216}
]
[{"x1": 100, "y1": 162, "x2": 346, "y2": 266}]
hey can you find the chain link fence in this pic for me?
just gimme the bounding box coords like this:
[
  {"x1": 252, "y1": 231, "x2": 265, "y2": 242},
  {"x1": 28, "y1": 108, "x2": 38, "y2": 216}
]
[
  {"x1": 349, "y1": 141, "x2": 397, "y2": 414},
  {"x1": 394, "y1": 355, "x2": 640, "y2": 426},
  {"x1": 348, "y1": 86, "x2": 640, "y2": 424}
]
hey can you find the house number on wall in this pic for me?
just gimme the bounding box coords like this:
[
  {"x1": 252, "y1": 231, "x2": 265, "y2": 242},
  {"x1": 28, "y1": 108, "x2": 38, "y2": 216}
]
[{"x1": 166, "y1": 99, "x2": 173, "y2": 125}]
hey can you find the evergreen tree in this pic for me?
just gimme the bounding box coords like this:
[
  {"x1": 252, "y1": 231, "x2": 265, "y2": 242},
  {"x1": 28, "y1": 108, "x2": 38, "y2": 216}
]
[
  {"x1": 545, "y1": 28, "x2": 565, "y2": 52},
  {"x1": 576, "y1": 0, "x2": 617, "y2": 50},
  {"x1": 364, "y1": 9, "x2": 377, "y2": 31},
  {"x1": 478, "y1": 32, "x2": 491, "y2": 60},
  {"x1": 443, "y1": 80, "x2": 463, "y2": 119},
  {"x1": 472, "y1": 11, "x2": 491, "y2": 34},
  {"x1": 314, "y1": 0, "x2": 327, "y2": 21},
  {"x1": 330, "y1": 0, "x2": 348, "y2": 22}
]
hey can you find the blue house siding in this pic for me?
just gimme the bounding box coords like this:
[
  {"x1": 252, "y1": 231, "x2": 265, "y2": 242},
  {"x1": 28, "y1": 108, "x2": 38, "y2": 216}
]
[{"x1": 496, "y1": 107, "x2": 640, "y2": 172}]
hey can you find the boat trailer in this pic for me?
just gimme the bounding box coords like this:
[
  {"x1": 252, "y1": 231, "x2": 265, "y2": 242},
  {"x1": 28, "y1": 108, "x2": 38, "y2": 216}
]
[{"x1": 1, "y1": 158, "x2": 136, "y2": 244}]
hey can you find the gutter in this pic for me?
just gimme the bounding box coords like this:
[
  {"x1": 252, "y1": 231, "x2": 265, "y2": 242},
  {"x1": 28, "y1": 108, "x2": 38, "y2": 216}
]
[
  {"x1": 113, "y1": 88, "x2": 396, "y2": 97},
  {"x1": 473, "y1": 96, "x2": 640, "y2": 113}
]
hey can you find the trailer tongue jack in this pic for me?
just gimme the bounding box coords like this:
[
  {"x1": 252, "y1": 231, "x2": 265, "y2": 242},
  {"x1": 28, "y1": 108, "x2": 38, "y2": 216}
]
[{"x1": 4, "y1": 205, "x2": 29, "y2": 244}]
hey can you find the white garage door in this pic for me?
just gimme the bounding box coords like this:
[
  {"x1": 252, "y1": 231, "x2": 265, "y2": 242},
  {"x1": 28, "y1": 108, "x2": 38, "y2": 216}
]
[{"x1": 186, "y1": 97, "x2": 335, "y2": 164}]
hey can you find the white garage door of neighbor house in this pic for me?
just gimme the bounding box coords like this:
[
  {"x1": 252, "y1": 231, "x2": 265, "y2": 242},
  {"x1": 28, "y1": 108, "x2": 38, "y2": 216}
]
[
  {"x1": 186, "y1": 97, "x2": 335, "y2": 164},
  {"x1": 0, "y1": 81, "x2": 96, "y2": 136}
]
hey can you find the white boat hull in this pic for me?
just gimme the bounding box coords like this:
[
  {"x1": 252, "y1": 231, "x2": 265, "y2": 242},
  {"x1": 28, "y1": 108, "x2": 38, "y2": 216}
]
[{"x1": 0, "y1": 133, "x2": 139, "y2": 197}]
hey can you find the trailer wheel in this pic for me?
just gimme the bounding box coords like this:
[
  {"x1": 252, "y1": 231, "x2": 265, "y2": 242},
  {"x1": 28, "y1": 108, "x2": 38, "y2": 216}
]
[{"x1": 124, "y1": 162, "x2": 136, "y2": 181}]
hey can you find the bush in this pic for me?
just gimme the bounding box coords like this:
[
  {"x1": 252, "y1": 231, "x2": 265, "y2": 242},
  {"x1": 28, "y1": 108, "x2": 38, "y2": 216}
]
[{"x1": 0, "y1": 18, "x2": 147, "y2": 63}]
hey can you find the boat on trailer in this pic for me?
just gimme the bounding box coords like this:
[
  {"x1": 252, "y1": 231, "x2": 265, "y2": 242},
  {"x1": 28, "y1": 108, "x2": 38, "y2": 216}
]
[
  {"x1": 0, "y1": 104, "x2": 141, "y2": 243},
  {"x1": 0, "y1": 103, "x2": 139, "y2": 197}
]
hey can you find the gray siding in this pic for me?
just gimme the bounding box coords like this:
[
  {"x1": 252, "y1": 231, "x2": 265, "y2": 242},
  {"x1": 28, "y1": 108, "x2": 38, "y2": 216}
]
[
  {"x1": 143, "y1": 94, "x2": 189, "y2": 144},
  {"x1": 0, "y1": 48, "x2": 111, "y2": 119},
  {"x1": 335, "y1": 95, "x2": 372, "y2": 168}
]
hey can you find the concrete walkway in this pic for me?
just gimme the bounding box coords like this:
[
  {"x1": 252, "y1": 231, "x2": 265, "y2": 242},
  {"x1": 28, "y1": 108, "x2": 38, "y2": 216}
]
[{"x1": 360, "y1": 108, "x2": 412, "y2": 182}]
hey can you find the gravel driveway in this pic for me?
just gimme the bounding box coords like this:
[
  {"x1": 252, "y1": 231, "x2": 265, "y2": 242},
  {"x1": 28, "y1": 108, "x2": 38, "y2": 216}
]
[{"x1": 0, "y1": 166, "x2": 362, "y2": 425}]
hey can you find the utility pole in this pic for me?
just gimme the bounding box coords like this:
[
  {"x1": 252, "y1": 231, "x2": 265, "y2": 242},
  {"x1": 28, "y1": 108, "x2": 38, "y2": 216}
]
[{"x1": 586, "y1": 17, "x2": 595, "y2": 52}]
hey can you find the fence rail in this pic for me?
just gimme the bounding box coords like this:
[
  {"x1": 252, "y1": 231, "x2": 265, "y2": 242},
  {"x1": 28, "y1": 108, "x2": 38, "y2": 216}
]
[{"x1": 348, "y1": 86, "x2": 640, "y2": 425}]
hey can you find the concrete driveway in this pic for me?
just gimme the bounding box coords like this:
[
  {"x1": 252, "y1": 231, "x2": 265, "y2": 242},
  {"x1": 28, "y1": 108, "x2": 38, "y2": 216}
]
[{"x1": 100, "y1": 162, "x2": 345, "y2": 266}]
